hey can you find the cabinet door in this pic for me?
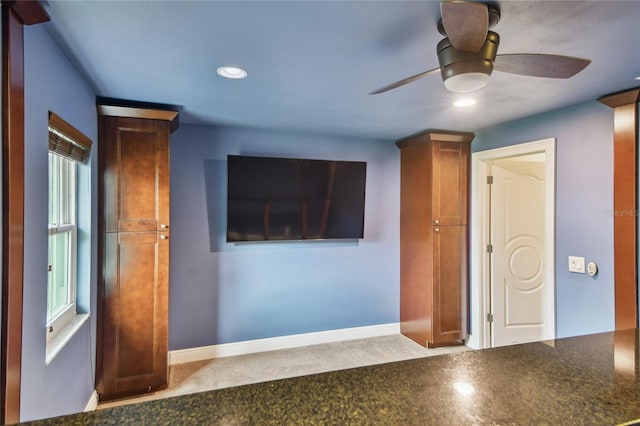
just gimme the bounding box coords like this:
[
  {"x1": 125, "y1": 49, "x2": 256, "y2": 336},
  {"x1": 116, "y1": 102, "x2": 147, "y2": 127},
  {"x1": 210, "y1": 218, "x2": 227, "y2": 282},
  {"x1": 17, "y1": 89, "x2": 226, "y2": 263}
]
[
  {"x1": 101, "y1": 116, "x2": 170, "y2": 233},
  {"x1": 431, "y1": 141, "x2": 469, "y2": 226},
  {"x1": 98, "y1": 114, "x2": 170, "y2": 401},
  {"x1": 431, "y1": 225, "x2": 467, "y2": 345},
  {"x1": 100, "y1": 231, "x2": 169, "y2": 399}
]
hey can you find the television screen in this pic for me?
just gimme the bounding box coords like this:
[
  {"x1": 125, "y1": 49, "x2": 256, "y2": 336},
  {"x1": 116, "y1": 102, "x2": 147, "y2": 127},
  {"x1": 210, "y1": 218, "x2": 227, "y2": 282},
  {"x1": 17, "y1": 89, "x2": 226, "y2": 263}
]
[{"x1": 227, "y1": 155, "x2": 366, "y2": 242}]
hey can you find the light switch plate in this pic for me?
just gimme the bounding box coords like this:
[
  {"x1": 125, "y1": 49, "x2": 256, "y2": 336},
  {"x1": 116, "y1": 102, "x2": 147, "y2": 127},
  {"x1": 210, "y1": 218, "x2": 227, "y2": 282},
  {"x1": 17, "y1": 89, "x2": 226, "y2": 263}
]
[{"x1": 568, "y1": 256, "x2": 585, "y2": 273}]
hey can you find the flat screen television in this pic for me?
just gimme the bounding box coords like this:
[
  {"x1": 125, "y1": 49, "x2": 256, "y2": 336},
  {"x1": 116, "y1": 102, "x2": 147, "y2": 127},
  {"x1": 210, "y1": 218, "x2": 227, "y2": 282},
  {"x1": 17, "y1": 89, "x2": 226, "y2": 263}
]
[{"x1": 227, "y1": 155, "x2": 366, "y2": 242}]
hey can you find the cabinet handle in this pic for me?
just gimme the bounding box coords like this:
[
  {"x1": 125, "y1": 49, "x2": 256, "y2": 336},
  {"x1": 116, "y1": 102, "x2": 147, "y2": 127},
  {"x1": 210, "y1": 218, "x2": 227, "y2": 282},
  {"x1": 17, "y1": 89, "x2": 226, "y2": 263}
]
[
  {"x1": 433, "y1": 220, "x2": 439, "y2": 225},
  {"x1": 160, "y1": 235, "x2": 169, "y2": 240},
  {"x1": 434, "y1": 228, "x2": 440, "y2": 233},
  {"x1": 160, "y1": 224, "x2": 169, "y2": 229}
]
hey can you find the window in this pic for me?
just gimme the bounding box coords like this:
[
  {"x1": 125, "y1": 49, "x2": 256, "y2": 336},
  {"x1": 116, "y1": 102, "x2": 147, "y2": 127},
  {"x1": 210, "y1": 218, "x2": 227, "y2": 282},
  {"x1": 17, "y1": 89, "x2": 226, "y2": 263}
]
[
  {"x1": 47, "y1": 152, "x2": 77, "y2": 338},
  {"x1": 46, "y1": 112, "x2": 93, "y2": 345}
]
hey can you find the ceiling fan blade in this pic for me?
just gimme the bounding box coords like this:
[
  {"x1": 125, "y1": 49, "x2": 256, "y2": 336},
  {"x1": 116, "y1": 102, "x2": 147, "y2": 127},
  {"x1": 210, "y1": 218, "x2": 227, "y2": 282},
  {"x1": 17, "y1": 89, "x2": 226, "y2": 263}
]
[
  {"x1": 494, "y1": 54, "x2": 591, "y2": 79},
  {"x1": 440, "y1": 1, "x2": 488, "y2": 52},
  {"x1": 369, "y1": 67, "x2": 441, "y2": 95}
]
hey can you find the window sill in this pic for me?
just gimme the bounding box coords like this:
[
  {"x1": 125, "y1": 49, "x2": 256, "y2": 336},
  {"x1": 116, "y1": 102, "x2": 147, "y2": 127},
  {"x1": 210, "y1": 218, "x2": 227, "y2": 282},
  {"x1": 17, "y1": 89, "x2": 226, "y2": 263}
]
[{"x1": 46, "y1": 313, "x2": 90, "y2": 365}]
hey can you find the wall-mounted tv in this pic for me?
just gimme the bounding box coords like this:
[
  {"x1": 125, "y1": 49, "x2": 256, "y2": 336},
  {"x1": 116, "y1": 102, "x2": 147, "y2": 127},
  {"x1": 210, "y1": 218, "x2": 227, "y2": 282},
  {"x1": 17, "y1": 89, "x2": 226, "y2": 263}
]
[{"x1": 227, "y1": 155, "x2": 366, "y2": 242}]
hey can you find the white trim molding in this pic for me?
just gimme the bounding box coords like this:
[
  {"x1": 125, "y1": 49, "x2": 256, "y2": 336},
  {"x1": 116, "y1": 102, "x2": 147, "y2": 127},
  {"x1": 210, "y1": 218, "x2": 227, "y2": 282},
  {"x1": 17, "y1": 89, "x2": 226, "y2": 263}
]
[
  {"x1": 84, "y1": 390, "x2": 98, "y2": 412},
  {"x1": 469, "y1": 138, "x2": 556, "y2": 350},
  {"x1": 45, "y1": 313, "x2": 90, "y2": 366},
  {"x1": 169, "y1": 323, "x2": 400, "y2": 365}
]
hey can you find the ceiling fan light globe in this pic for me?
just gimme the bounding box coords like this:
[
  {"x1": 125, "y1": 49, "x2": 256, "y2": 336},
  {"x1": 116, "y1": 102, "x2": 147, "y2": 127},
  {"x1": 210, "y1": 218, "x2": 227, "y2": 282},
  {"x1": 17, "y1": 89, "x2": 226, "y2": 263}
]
[{"x1": 444, "y1": 72, "x2": 490, "y2": 92}]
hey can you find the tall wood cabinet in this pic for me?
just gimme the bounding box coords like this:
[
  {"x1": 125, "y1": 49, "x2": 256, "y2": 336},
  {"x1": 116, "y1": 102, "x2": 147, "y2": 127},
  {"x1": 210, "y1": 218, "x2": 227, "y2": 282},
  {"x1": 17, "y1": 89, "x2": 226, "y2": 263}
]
[
  {"x1": 396, "y1": 130, "x2": 474, "y2": 348},
  {"x1": 96, "y1": 105, "x2": 178, "y2": 401}
]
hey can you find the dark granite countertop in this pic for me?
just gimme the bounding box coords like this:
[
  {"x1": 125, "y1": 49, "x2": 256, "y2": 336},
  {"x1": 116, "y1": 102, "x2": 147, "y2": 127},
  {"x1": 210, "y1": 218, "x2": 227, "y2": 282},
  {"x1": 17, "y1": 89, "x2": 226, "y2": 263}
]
[{"x1": 22, "y1": 329, "x2": 640, "y2": 425}]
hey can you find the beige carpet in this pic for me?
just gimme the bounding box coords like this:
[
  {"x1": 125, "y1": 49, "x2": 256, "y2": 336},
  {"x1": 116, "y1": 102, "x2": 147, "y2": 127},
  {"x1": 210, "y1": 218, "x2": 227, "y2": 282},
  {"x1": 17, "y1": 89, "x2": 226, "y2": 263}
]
[{"x1": 99, "y1": 334, "x2": 470, "y2": 409}]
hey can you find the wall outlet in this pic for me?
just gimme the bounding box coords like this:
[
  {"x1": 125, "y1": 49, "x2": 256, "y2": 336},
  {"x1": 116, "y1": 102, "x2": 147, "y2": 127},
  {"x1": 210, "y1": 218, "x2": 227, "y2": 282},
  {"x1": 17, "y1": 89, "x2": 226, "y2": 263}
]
[{"x1": 568, "y1": 256, "x2": 585, "y2": 273}]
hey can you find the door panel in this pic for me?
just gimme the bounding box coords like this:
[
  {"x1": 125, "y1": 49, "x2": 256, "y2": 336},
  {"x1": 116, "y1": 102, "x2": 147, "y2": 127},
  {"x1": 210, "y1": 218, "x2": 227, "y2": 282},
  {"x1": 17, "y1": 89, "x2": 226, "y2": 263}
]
[
  {"x1": 432, "y1": 142, "x2": 469, "y2": 225},
  {"x1": 432, "y1": 225, "x2": 467, "y2": 344},
  {"x1": 101, "y1": 231, "x2": 168, "y2": 398},
  {"x1": 491, "y1": 159, "x2": 546, "y2": 347},
  {"x1": 119, "y1": 129, "x2": 158, "y2": 232},
  {"x1": 101, "y1": 117, "x2": 170, "y2": 233},
  {"x1": 116, "y1": 232, "x2": 156, "y2": 380}
]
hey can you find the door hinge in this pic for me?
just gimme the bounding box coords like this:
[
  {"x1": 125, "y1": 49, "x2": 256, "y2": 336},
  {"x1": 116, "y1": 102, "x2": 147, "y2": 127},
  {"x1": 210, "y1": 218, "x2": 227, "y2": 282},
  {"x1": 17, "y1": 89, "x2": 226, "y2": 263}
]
[
  {"x1": 487, "y1": 313, "x2": 494, "y2": 323},
  {"x1": 487, "y1": 244, "x2": 493, "y2": 253},
  {"x1": 487, "y1": 175, "x2": 494, "y2": 184}
]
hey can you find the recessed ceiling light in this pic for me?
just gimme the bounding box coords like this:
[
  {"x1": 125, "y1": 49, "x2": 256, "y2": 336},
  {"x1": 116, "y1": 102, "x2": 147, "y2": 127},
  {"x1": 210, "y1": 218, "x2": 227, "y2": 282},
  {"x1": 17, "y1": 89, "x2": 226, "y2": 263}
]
[
  {"x1": 635, "y1": 75, "x2": 640, "y2": 81},
  {"x1": 454, "y1": 98, "x2": 477, "y2": 107},
  {"x1": 217, "y1": 66, "x2": 248, "y2": 80}
]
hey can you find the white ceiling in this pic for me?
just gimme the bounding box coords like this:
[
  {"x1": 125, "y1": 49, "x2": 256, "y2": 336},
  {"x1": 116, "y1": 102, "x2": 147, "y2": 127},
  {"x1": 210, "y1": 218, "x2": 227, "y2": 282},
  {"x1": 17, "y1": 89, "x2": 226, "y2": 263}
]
[{"x1": 42, "y1": 1, "x2": 640, "y2": 141}]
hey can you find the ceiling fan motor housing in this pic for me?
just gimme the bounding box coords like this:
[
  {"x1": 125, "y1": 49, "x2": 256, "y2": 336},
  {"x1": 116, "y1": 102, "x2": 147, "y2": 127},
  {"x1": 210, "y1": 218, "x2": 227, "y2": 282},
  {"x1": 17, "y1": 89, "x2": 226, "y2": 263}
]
[{"x1": 437, "y1": 31, "x2": 500, "y2": 92}]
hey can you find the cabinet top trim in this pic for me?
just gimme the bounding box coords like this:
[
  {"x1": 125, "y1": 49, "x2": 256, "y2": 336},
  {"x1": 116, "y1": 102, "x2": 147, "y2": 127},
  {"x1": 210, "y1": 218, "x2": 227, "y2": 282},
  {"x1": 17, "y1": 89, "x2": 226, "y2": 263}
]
[
  {"x1": 97, "y1": 105, "x2": 179, "y2": 133},
  {"x1": 396, "y1": 129, "x2": 475, "y2": 149},
  {"x1": 597, "y1": 86, "x2": 640, "y2": 109}
]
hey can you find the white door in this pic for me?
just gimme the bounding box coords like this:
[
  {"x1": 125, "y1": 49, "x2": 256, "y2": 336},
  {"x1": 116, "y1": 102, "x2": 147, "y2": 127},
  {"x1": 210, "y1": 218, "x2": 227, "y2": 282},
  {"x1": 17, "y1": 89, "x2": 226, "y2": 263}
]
[{"x1": 490, "y1": 155, "x2": 547, "y2": 347}]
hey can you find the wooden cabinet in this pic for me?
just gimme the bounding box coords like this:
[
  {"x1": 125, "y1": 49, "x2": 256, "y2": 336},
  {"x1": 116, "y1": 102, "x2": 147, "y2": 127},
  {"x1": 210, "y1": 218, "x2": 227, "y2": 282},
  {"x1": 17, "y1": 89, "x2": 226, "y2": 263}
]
[
  {"x1": 97, "y1": 107, "x2": 178, "y2": 401},
  {"x1": 397, "y1": 130, "x2": 473, "y2": 348}
]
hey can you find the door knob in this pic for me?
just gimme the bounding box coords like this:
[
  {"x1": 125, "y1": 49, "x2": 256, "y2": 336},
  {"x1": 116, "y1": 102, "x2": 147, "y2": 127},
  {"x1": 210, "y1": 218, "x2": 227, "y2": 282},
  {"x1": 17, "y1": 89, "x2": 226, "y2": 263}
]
[
  {"x1": 433, "y1": 220, "x2": 439, "y2": 225},
  {"x1": 160, "y1": 224, "x2": 169, "y2": 229},
  {"x1": 160, "y1": 235, "x2": 169, "y2": 240},
  {"x1": 434, "y1": 228, "x2": 440, "y2": 233}
]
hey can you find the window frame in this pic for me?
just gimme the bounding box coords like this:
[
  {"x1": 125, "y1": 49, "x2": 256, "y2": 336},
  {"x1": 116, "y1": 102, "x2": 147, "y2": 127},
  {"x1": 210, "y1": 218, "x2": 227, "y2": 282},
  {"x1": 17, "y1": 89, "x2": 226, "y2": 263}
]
[
  {"x1": 46, "y1": 151, "x2": 78, "y2": 342},
  {"x1": 45, "y1": 111, "x2": 93, "y2": 359}
]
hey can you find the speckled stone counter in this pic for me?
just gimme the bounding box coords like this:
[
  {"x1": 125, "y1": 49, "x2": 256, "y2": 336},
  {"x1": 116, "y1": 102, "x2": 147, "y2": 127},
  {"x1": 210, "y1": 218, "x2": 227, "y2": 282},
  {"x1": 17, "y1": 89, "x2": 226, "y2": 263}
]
[{"x1": 21, "y1": 329, "x2": 640, "y2": 425}]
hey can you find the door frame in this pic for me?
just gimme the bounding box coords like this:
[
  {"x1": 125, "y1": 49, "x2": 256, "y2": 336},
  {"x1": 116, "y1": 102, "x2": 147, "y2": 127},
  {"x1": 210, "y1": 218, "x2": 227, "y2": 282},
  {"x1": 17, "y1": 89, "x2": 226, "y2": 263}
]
[{"x1": 468, "y1": 138, "x2": 556, "y2": 349}]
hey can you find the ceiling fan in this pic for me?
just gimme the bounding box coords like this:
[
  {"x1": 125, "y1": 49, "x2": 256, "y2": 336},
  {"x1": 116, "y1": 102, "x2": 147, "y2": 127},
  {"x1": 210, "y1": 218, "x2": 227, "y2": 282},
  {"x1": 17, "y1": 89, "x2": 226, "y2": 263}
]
[{"x1": 370, "y1": 1, "x2": 591, "y2": 94}]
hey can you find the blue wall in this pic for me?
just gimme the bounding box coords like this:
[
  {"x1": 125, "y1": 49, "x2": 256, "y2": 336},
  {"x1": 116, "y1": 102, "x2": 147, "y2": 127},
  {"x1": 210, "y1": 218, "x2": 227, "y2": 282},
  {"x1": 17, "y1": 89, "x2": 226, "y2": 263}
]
[
  {"x1": 169, "y1": 125, "x2": 400, "y2": 349},
  {"x1": 473, "y1": 101, "x2": 615, "y2": 338},
  {"x1": 169, "y1": 100, "x2": 617, "y2": 349},
  {"x1": 21, "y1": 25, "x2": 97, "y2": 421}
]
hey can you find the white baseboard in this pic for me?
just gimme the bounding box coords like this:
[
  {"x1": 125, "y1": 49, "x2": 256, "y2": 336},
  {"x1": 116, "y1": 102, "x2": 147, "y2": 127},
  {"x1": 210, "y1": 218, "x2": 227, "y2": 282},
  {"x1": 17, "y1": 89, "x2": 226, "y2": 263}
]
[
  {"x1": 84, "y1": 390, "x2": 98, "y2": 412},
  {"x1": 169, "y1": 322, "x2": 400, "y2": 365},
  {"x1": 465, "y1": 334, "x2": 480, "y2": 350}
]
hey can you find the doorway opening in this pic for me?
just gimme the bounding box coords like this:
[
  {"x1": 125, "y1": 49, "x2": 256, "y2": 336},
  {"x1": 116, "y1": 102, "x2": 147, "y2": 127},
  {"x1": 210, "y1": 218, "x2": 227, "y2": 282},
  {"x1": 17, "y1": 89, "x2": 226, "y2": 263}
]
[{"x1": 468, "y1": 138, "x2": 556, "y2": 349}]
